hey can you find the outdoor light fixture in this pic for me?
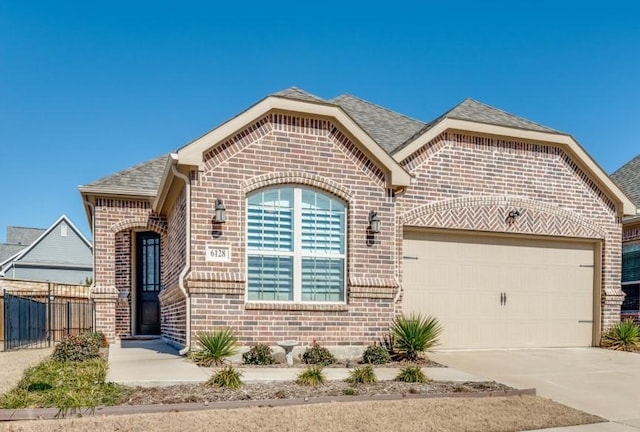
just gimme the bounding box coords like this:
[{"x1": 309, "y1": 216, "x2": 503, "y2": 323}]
[
  {"x1": 214, "y1": 198, "x2": 226, "y2": 223},
  {"x1": 368, "y1": 210, "x2": 380, "y2": 234},
  {"x1": 506, "y1": 209, "x2": 521, "y2": 225}
]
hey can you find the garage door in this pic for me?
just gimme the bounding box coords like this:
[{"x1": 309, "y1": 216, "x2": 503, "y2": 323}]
[{"x1": 402, "y1": 230, "x2": 595, "y2": 349}]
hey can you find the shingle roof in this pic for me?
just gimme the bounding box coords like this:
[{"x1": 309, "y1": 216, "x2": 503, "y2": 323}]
[
  {"x1": 611, "y1": 155, "x2": 640, "y2": 207},
  {"x1": 0, "y1": 244, "x2": 25, "y2": 263},
  {"x1": 272, "y1": 87, "x2": 325, "y2": 103},
  {"x1": 442, "y1": 98, "x2": 559, "y2": 134},
  {"x1": 330, "y1": 94, "x2": 426, "y2": 154},
  {"x1": 81, "y1": 154, "x2": 170, "y2": 194},
  {"x1": 6, "y1": 227, "x2": 46, "y2": 246}
]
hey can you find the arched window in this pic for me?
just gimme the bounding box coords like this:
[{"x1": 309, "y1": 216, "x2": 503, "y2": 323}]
[{"x1": 247, "y1": 186, "x2": 346, "y2": 302}]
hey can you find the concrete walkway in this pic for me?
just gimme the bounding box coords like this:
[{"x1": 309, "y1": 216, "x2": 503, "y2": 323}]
[
  {"x1": 431, "y1": 348, "x2": 640, "y2": 432},
  {"x1": 107, "y1": 339, "x2": 487, "y2": 387}
]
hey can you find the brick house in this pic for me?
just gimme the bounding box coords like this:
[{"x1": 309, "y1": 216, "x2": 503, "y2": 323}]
[
  {"x1": 611, "y1": 156, "x2": 640, "y2": 320},
  {"x1": 79, "y1": 88, "x2": 635, "y2": 352}
]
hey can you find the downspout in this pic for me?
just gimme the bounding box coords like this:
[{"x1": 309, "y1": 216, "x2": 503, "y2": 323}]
[{"x1": 170, "y1": 158, "x2": 192, "y2": 355}]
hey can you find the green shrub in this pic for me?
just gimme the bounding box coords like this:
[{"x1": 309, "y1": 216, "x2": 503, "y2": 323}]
[
  {"x1": 391, "y1": 314, "x2": 442, "y2": 361},
  {"x1": 52, "y1": 333, "x2": 101, "y2": 362},
  {"x1": 345, "y1": 365, "x2": 377, "y2": 384},
  {"x1": 207, "y1": 366, "x2": 242, "y2": 389},
  {"x1": 190, "y1": 328, "x2": 239, "y2": 366},
  {"x1": 603, "y1": 319, "x2": 640, "y2": 351},
  {"x1": 242, "y1": 343, "x2": 275, "y2": 365},
  {"x1": 84, "y1": 331, "x2": 109, "y2": 348},
  {"x1": 361, "y1": 344, "x2": 391, "y2": 364},
  {"x1": 296, "y1": 366, "x2": 326, "y2": 386},
  {"x1": 302, "y1": 341, "x2": 335, "y2": 366},
  {"x1": 395, "y1": 365, "x2": 429, "y2": 383}
]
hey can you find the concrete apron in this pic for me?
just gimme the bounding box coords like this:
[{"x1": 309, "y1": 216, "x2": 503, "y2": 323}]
[
  {"x1": 430, "y1": 348, "x2": 640, "y2": 431},
  {"x1": 108, "y1": 339, "x2": 489, "y2": 387}
]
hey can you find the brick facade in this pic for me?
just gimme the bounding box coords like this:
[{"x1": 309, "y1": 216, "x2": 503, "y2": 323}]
[{"x1": 89, "y1": 108, "x2": 626, "y2": 348}]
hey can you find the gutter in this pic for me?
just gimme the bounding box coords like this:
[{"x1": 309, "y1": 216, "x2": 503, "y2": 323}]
[{"x1": 169, "y1": 155, "x2": 192, "y2": 355}]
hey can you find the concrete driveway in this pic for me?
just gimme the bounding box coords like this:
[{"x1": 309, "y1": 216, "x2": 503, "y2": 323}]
[{"x1": 430, "y1": 348, "x2": 640, "y2": 430}]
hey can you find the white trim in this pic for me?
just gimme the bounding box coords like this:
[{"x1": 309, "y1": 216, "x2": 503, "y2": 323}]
[
  {"x1": 176, "y1": 96, "x2": 412, "y2": 188},
  {"x1": 393, "y1": 118, "x2": 636, "y2": 216}
]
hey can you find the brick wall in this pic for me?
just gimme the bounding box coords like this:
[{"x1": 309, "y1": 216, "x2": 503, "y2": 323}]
[
  {"x1": 398, "y1": 131, "x2": 623, "y2": 335},
  {"x1": 185, "y1": 113, "x2": 398, "y2": 347}
]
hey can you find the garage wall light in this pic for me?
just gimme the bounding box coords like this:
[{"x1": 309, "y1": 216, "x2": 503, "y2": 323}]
[{"x1": 506, "y1": 209, "x2": 521, "y2": 225}]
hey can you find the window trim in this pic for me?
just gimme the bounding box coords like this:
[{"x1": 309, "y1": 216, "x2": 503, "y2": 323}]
[{"x1": 245, "y1": 185, "x2": 347, "y2": 304}]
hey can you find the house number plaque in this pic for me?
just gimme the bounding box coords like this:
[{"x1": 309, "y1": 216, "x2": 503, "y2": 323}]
[{"x1": 205, "y1": 245, "x2": 231, "y2": 262}]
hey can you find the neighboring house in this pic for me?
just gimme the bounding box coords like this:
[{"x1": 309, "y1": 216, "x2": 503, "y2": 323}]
[
  {"x1": 611, "y1": 155, "x2": 640, "y2": 319},
  {"x1": 0, "y1": 215, "x2": 93, "y2": 285},
  {"x1": 79, "y1": 87, "x2": 635, "y2": 351}
]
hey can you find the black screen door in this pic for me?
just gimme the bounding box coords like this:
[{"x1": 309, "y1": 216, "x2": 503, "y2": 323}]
[{"x1": 136, "y1": 231, "x2": 161, "y2": 335}]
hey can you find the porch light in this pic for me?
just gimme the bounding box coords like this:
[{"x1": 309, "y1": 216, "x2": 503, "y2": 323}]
[
  {"x1": 214, "y1": 198, "x2": 226, "y2": 223},
  {"x1": 368, "y1": 210, "x2": 380, "y2": 234}
]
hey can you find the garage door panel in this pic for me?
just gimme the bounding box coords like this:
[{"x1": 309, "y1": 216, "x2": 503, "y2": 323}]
[{"x1": 403, "y1": 231, "x2": 595, "y2": 349}]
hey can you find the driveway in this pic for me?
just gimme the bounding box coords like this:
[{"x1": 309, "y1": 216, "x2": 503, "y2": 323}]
[{"x1": 430, "y1": 348, "x2": 640, "y2": 430}]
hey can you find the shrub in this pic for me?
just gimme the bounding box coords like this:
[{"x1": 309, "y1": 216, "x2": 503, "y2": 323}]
[
  {"x1": 603, "y1": 319, "x2": 640, "y2": 351},
  {"x1": 207, "y1": 366, "x2": 242, "y2": 389},
  {"x1": 296, "y1": 366, "x2": 326, "y2": 386},
  {"x1": 190, "y1": 328, "x2": 239, "y2": 366},
  {"x1": 345, "y1": 365, "x2": 377, "y2": 384},
  {"x1": 83, "y1": 331, "x2": 109, "y2": 348},
  {"x1": 361, "y1": 344, "x2": 391, "y2": 365},
  {"x1": 395, "y1": 365, "x2": 429, "y2": 383},
  {"x1": 302, "y1": 341, "x2": 335, "y2": 366},
  {"x1": 242, "y1": 343, "x2": 275, "y2": 365},
  {"x1": 52, "y1": 333, "x2": 101, "y2": 362},
  {"x1": 391, "y1": 314, "x2": 442, "y2": 361}
]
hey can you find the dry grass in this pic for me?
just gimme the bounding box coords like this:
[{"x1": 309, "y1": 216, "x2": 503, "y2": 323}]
[
  {"x1": 0, "y1": 348, "x2": 53, "y2": 395},
  {"x1": 1, "y1": 395, "x2": 603, "y2": 432}
]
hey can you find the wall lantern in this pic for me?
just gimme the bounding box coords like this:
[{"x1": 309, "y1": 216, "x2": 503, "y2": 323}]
[
  {"x1": 214, "y1": 198, "x2": 226, "y2": 223},
  {"x1": 506, "y1": 209, "x2": 521, "y2": 225},
  {"x1": 368, "y1": 210, "x2": 381, "y2": 234}
]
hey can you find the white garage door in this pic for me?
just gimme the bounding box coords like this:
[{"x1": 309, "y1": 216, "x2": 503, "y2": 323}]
[{"x1": 402, "y1": 230, "x2": 595, "y2": 349}]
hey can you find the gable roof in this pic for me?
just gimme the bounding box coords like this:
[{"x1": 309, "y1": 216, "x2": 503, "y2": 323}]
[
  {"x1": 0, "y1": 215, "x2": 93, "y2": 271},
  {"x1": 330, "y1": 94, "x2": 426, "y2": 154},
  {"x1": 79, "y1": 154, "x2": 170, "y2": 197},
  {"x1": 272, "y1": 87, "x2": 326, "y2": 103},
  {"x1": 0, "y1": 244, "x2": 25, "y2": 263},
  {"x1": 611, "y1": 155, "x2": 640, "y2": 207}
]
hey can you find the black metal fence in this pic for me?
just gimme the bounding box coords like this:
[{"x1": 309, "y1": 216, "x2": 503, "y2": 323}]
[{"x1": 3, "y1": 284, "x2": 94, "y2": 351}]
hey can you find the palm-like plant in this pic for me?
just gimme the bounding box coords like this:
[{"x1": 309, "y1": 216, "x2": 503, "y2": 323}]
[
  {"x1": 190, "y1": 328, "x2": 239, "y2": 366},
  {"x1": 390, "y1": 314, "x2": 442, "y2": 361},
  {"x1": 603, "y1": 319, "x2": 640, "y2": 351}
]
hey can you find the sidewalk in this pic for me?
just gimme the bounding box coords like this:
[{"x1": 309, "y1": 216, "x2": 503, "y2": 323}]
[{"x1": 107, "y1": 338, "x2": 487, "y2": 387}]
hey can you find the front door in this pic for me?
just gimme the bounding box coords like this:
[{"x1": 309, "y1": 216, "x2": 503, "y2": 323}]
[{"x1": 136, "y1": 231, "x2": 161, "y2": 335}]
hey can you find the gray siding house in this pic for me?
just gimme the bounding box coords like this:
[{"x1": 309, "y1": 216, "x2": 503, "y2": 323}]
[{"x1": 0, "y1": 216, "x2": 93, "y2": 284}]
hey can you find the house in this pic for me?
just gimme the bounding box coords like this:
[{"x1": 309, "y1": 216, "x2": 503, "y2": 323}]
[
  {"x1": 611, "y1": 155, "x2": 640, "y2": 320},
  {"x1": 79, "y1": 88, "x2": 635, "y2": 351},
  {"x1": 0, "y1": 215, "x2": 93, "y2": 285}
]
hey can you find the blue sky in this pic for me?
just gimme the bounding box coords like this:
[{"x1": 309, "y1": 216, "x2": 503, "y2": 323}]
[{"x1": 1, "y1": 1, "x2": 638, "y2": 241}]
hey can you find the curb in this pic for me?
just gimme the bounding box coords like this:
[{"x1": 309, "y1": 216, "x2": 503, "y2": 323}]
[{"x1": 0, "y1": 388, "x2": 536, "y2": 422}]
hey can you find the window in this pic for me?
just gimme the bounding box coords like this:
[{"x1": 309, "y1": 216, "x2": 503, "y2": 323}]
[
  {"x1": 247, "y1": 186, "x2": 346, "y2": 302},
  {"x1": 622, "y1": 242, "x2": 640, "y2": 312}
]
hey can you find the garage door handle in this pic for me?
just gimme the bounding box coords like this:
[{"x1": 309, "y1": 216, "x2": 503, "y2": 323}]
[{"x1": 500, "y1": 292, "x2": 505, "y2": 306}]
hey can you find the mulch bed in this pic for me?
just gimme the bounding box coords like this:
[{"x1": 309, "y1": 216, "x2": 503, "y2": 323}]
[{"x1": 122, "y1": 380, "x2": 512, "y2": 405}]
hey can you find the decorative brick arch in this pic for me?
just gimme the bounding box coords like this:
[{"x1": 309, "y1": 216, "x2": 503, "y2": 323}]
[
  {"x1": 110, "y1": 217, "x2": 168, "y2": 236},
  {"x1": 241, "y1": 171, "x2": 354, "y2": 202},
  {"x1": 401, "y1": 196, "x2": 605, "y2": 239}
]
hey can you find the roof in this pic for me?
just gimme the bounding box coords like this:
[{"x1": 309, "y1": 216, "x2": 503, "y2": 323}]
[
  {"x1": 6, "y1": 226, "x2": 46, "y2": 246},
  {"x1": 442, "y1": 98, "x2": 559, "y2": 134},
  {"x1": 611, "y1": 155, "x2": 640, "y2": 207},
  {"x1": 272, "y1": 87, "x2": 325, "y2": 103},
  {"x1": 330, "y1": 94, "x2": 426, "y2": 154},
  {"x1": 0, "y1": 244, "x2": 24, "y2": 263},
  {"x1": 79, "y1": 154, "x2": 170, "y2": 196}
]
